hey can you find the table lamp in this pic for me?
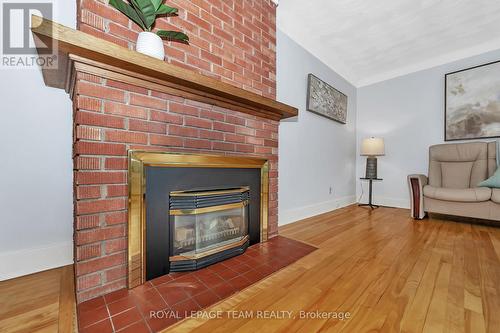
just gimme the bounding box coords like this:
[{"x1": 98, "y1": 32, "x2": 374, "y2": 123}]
[{"x1": 361, "y1": 137, "x2": 385, "y2": 179}]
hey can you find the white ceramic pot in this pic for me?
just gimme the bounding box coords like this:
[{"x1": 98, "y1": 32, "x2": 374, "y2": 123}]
[{"x1": 136, "y1": 31, "x2": 165, "y2": 60}]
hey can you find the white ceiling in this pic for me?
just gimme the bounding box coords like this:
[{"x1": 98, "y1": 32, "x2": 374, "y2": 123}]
[{"x1": 277, "y1": 0, "x2": 500, "y2": 87}]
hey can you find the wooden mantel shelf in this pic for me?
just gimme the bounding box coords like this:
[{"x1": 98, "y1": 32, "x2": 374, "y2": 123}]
[{"x1": 31, "y1": 15, "x2": 298, "y2": 121}]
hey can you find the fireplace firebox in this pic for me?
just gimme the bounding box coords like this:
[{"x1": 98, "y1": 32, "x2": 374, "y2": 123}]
[{"x1": 169, "y1": 187, "x2": 250, "y2": 271}]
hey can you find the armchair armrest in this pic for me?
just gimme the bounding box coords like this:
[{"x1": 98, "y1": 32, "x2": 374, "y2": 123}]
[{"x1": 408, "y1": 174, "x2": 428, "y2": 219}]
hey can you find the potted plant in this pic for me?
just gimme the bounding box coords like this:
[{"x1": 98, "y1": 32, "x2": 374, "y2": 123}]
[{"x1": 109, "y1": 0, "x2": 189, "y2": 60}]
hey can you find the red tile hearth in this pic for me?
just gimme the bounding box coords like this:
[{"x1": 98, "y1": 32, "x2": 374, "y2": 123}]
[{"x1": 77, "y1": 236, "x2": 316, "y2": 333}]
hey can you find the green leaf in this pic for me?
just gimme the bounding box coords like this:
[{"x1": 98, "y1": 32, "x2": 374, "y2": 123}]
[
  {"x1": 156, "y1": 30, "x2": 189, "y2": 43},
  {"x1": 152, "y1": 0, "x2": 163, "y2": 10},
  {"x1": 109, "y1": 0, "x2": 146, "y2": 30},
  {"x1": 156, "y1": 4, "x2": 178, "y2": 16},
  {"x1": 131, "y1": 0, "x2": 157, "y2": 30}
]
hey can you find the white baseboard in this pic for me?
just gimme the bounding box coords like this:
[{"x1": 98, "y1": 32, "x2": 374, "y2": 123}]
[
  {"x1": 279, "y1": 195, "x2": 356, "y2": 226},
  {"x1": 0, "y1": 241, "x2": 73, "y2": 281},
  {"x1": 358, "y1": 196, "x2": 410, "y2": 209}
]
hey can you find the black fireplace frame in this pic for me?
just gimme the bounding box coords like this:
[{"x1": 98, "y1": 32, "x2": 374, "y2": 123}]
[{"x1": 145, "y1": 167, "x2": 261, "y2": 280}]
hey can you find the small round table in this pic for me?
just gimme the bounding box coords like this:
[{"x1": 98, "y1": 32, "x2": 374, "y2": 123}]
[{"x1": 359, "y1": 178, "x2": 383, "y2": 209}]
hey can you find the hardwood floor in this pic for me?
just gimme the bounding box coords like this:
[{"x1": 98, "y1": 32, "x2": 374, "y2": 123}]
[
  {"x1": 0, "y1": 265, "x2": 77, "y2": 333},
  {"x1": 2, "y1": 206, "x2": 500, "y2": 332},
  {"x1": 162, "y1": 205, "x2": 500, "y2": 333}
]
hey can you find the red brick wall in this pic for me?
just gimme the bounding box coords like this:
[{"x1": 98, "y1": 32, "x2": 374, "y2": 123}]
[
  {"x1": 74, "y1": 0, "x2": 278, "y2": 302},
  {"x1": 77, "y1": 0, "x2": 276, "y2": 98}
]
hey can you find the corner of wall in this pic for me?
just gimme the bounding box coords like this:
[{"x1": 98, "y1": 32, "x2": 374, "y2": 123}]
[{"x1": 279, "y1": 195, "x2": 356, "y2": 226}]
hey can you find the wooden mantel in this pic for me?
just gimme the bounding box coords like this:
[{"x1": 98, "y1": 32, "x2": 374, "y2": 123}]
[{"x1": 30, "y1": 15, "x2": 298, "y2": 121}]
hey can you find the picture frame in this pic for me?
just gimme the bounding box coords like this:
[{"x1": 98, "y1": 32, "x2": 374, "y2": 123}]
[
  {"x1": 445, "y1": 60, "x2": 500, "y2": 141},
  {"x1": 306, "y1": 74, "x2": 348, "y2": 124}
]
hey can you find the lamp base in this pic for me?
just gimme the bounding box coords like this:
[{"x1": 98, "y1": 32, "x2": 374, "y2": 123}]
[{"x1": 365, "y1": 157, "x2": 378, "y2": 179}]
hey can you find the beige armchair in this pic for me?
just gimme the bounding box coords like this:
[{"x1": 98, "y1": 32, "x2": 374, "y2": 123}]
[{"x1": 408, "y1": 141, "x2": 500, "y2": 222}]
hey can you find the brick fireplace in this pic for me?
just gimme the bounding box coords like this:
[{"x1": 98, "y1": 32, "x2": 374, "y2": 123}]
[{"x1": 69, "y1": 0, "x2": 281, "y2": 302}]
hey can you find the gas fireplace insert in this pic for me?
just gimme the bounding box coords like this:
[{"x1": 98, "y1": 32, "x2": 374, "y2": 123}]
[{"x1": 168, "y1": 186, "x2": 250, "y2": 271}]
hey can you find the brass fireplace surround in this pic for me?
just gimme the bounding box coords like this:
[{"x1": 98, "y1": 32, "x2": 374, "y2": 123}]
[{"x1": 128, "y1": 151, "x2": 269, "y2": 288}]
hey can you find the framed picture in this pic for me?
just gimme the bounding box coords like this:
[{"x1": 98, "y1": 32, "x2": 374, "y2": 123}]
[
  {"x1": 445, "y1": 60, "x2": 500, "y2": 141},
  {"x1": 306, "y1": 74, "x2": 348, "y2": 124}
]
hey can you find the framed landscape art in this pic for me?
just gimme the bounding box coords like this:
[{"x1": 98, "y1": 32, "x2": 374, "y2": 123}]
[
  {"x1": 306, "y1": 74, "x2": 348, "y2": 124},
  {"x1": 445, "y1": 60, "x2": 500, "y2": 141}
]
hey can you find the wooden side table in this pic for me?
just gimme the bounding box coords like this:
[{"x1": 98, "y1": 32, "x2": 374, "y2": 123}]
[{"x1": 359, "y1": 178, "x2": 382, "y2": 209}]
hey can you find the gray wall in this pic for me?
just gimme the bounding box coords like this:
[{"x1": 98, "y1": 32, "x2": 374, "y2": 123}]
[
  {"x1": 277, "y1": 30, "x2": 357, "y2": 225},
  {"x1": 357, "y1": 48, "x2": 500, "y2": 208},
  {"x1": 0, "y1": 0, "x2": 75, "y2": 280}
]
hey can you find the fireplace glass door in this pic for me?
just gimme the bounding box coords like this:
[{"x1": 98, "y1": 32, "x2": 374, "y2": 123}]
[{"x1": 169, "y1": 187, "x2": 249, "y2": 264}]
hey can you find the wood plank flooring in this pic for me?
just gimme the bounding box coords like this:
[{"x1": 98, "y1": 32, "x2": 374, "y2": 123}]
[
  {"x1": 161, "y1": 205, "x2": 500, "y2": 333},
  {"x1": 0, "y1": 265, "x2": 77, "y2": 333},
  {"x1": 1, "y1": 206, "x2": 500, "y2": 332}
]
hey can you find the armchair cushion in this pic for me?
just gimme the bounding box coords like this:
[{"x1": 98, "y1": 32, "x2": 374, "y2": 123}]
[
  {"x1": 492, "y1": 189, "x2": 500, "y2": 204},
  {"x1": 428, "y1": 142, "x2": 488, "y2": 188},
  {"x1": 423, "y1": 185, "x2": 491, "y2": 202},
  {"x1": 441, "y1": 162, "x2": 473, "y2": 188}
]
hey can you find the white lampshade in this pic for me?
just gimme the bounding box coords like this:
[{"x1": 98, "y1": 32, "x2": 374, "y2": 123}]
[{"x1": 361, "y1": 137, "x2": 385, "y2": 156}]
